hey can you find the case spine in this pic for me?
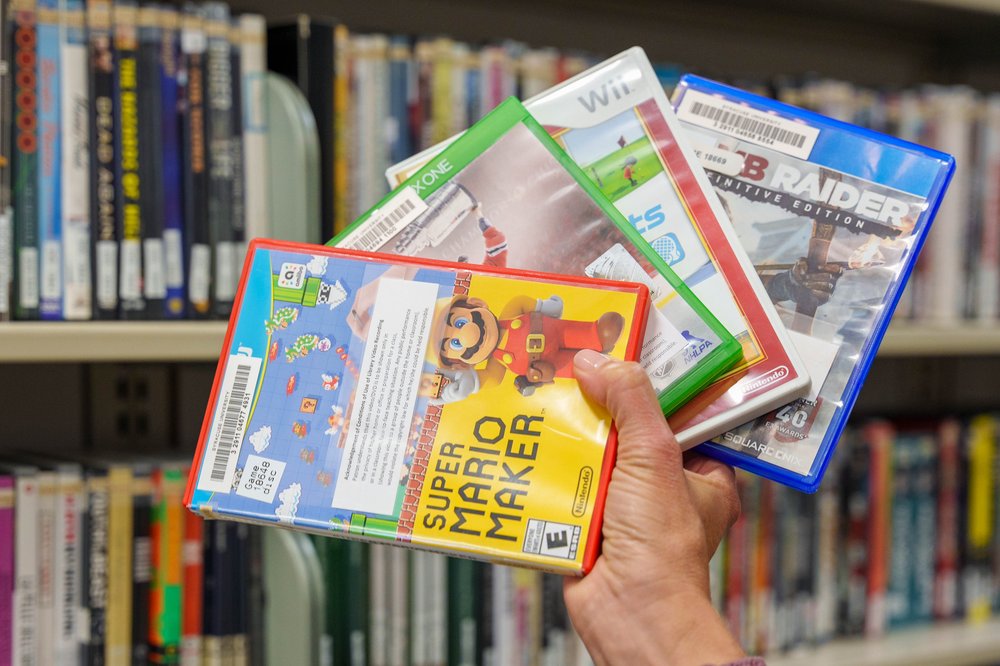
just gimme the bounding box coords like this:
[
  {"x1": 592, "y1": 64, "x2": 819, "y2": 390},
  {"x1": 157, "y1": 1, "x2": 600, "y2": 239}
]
[
  {"x1": 238, "y1": 15, "x2": 267, "y2": 245},
  {"x1": 203, "y1": 2, "x2": 234, "y2": 318},
  {"x1": 87, "y1": 0, "x2": 118, "y2": 318},
  {"x1": 130, "y1": 469, "x2": 153, "y2": 666},
  {"x1": 114, "y1": 0, "x2": 145, "y2": 318},
  {"x1": 227, "y1": 20, "x2": 245, "y2": 279},
  {"x1": 35, "y1": 0, "x2": 61, "y2": 320},
  {"x1": 137, "y1": 5, "x2": 165, "y2": 319},
  {"x1": 0, "y1": 0, "x2": 11, "y2": 322},
  {"x1": 180, "y1": 510, "x2": 203, "y2": 665},
  {"x1": 84, "y1": 472, "x2": 109, "y2": 666},
  {"x1": 11, "y1": 0, "x2": 40, "y2": 320},
  {"x1": 179, "y1": 5, "x2": 209, "y2": 318},
  {"x1": 53, "y1": 469, "x2": 84, "y2": 664},
  {"x1": 160, "y1": 7, "x2": 185, "y2": 318},
  {"x1": 149, "y1": 467, "x2": 184, "y2": 664},
  {"x1": 13, "y1": 473, "x2": 40, "y2": 666},
  {"x1": 105, "y1": 465, "x2": 134, "y2": 666},
  {"x1": 35, "y1": 472, "x2": 56, "y2": 665},
  {"x1": 60, "y1": 0, "x2": 90, "y2": 319}
]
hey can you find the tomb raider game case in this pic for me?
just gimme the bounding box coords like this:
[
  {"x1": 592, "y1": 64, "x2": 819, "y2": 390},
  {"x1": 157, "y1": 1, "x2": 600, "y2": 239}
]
[
  {"x1": 335, "y1": 97, "x2": 741, "y2": 416},
  {"x1": 672, "y1": 75, "x2": 954, "y2": 491}
]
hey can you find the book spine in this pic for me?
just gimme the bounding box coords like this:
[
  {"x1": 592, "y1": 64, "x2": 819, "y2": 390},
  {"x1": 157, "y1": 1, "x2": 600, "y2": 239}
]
[
  {"x1": 130, "y1": 471, "x2": 152, "y2": 666},
  {"x1": 200, "y1": 520, "x2": 224, "y2": 666},
  {"x1": 179, "y1": 5, "x2": 209, "y2": 318},
  {"x1": 964, "y1": 415, "x2": 995, "y2": 622},
  {"x1": 34, "y1": 473, "x2": 56, "y2": 666},
  {"x1": 540, "y1": 573, "x2": 566, "y2": 666},
  {"x1": 0, "y1": 478, "x2": 13, "y2": 666},
  {"x1": 912, "y1": 434, "x2": 937, "y2": 624},
  {"x1": 159, "y1": 7, "x2": 185, "y2": 319},
  {"x1": 36, "y1": 0, "x2": 61, "y2": 320},
  {"x1": 368, "y1": 544, "x2": 388, "y2": 666},
  {"x1": 346, "y1": 541, "x2": 368, "y2": 666},
  {"x1": 227, "y1": 21, "x2": 245, "y2": 277},
  {"x1": 229, "y1": 524, "x2": 249, "y2": 666},
  {"x1": 238, "y1": 15, "x2": 267, "y2": 244},
  {"x1": 245, "y1": 528, "x2": 264, "y2": 666},
  {"x1": 106, "y1": 466, "x2": 134, "y2": 666},
  {"x1": 387, "y1": 37, "x2": 412, "y2": 166},
  {"x1": 388, "y1": 546, "x2": 409, "y2": 666},
  {"x1": 137, "y1": 5, "x2": 164, "y2": 319},
  {"x1": 13, "y1": 474, "x2": 39, "y2": 666},
  {"x1": 491, "y1": 565, "x2": 513, "y2": 666},
  {"x1": 84, "y1": 474, "x2": 109, "y2": 666},
  {"x1": 59, "y1": 0, "x2": 91, "y2": 319},
  {"x1": 202, "y1": 2, "x2": 234, "y2": 318},
  {"x1": 150, "y1": 468, "x2": 184, "y2": 665},
  {"x1": 0, "y1": 0, "x2": 11, "y2": 322},
  {"x1": 180, "y1": 510, "x2": 203, "y2": 666},
  {"x1": 87, "y1": 0, "x2": 118, "y2": 318},
  {"x1": 113, "y1": 0, "x2": 144, "y2": 318},
  {"x1": 53, "y1": 470, "x2": 83, "y2": 664},
  {"x1": 447, "y1": 558, "x2": 476, "y2": 666},
  {"x1": 934, "y1": 418, "x2": 961, "y2": 619},
  {"x1": 978, "y1": 96, "x2": 1000, "y2": 321},
  {"x1": 474, "y1": 563, "x2": 493, "y2": 666},
  {"x1": 864, "y1": 421, "x2": 893, "y2": 637},
  {"x1": 887, "y1": 435, "x2": 914, "y2": 628},
  {"x1": 332, "y1": 24, "x2": 350, "y2": 235},
  {"x1": 11, "y1": 0, "x2": 40, "y2": 319}
]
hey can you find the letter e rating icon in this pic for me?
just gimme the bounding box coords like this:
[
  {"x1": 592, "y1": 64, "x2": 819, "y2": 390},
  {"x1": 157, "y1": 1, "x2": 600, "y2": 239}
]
[{"x1": 522, "y1": 519, "x2": 581, "y2": 560}]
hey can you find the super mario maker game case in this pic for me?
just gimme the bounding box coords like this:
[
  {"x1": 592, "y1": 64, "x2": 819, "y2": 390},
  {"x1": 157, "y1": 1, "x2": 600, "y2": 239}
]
[
  {"x1": 185, "y1": 239, "x2": 650, "y2": 574},
  {"x1": 335, "y1": 97, "x2": 742, "y2": 417}
]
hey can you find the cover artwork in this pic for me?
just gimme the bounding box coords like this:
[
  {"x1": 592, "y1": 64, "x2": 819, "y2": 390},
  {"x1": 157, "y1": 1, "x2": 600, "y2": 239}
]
[
  {"x1": 672, "y1": 75, "x2": 955, "y2": 491},
  {"x1": 384, "y1": 48, "x2": 809, "y2": 448},
  {"x1": 185, "y1": 239, "x2": 650, "y2": 574},
  {"x1": 336, "y1": 97, "x2": 741, "y2": 416}
]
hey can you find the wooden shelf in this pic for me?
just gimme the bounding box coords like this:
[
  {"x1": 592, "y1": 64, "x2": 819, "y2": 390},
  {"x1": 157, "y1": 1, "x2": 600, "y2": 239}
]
[
  {"x1": 1, "y1": 321, "x2": 1000, "y2": 362},
  {"x1": 767, "y1": 618, "x2": 1000, "y2": 666},
  {"x1": 0, "y1": 321, "x2": 228, "y2": 363}
]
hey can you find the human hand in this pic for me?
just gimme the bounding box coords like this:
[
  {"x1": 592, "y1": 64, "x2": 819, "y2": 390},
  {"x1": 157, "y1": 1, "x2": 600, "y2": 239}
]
[{"x1": 564, "y1": 350, "x2": 746, "y2": 666}]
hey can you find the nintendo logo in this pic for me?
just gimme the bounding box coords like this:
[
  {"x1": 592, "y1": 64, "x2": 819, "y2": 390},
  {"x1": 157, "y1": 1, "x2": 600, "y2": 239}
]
[{"x1": 742, "y1": 366, "x2": 789, "y2": 395}]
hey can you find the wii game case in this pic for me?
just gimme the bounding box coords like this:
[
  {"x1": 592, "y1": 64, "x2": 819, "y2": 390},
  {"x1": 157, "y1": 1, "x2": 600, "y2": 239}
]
[
  {"x1": 186, "y1": 239, "x2": 650, "y2": 574},
  {"x1": 336, "y1": 97, "x2": 741, "y2": 416},
  {"x1": 386, "y1": 47, "x2": 809, "y2": 447},
  {"x1": 672, "y1": 75, "x2": 954, "y2": 491}
]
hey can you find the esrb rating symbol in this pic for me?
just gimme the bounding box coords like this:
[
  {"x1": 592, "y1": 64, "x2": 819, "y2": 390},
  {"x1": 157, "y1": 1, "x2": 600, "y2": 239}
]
[{"x1": 522, "y1": 519, "x2": 581, "y2": 560}]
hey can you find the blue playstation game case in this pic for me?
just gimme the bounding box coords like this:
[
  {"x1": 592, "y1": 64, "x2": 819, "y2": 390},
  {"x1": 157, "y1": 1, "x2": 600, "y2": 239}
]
[{"x1": 672, "y1": 75, "x2": 955, "y2": 492}]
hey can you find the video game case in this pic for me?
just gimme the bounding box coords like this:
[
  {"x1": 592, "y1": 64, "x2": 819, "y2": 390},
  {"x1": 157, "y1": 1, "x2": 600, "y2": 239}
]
[
  {"x1": 267, "y1": 15, "x2": 340, "y2": 238},
  {"x1": 179, "y1": 4, "x2": 210, "y2": 319},
  {"x1": 114, "y1": 0, "x2": 145, "y2": 319},
  {"x1": 230, "y1": 523, "x2": 250, "y2": 666},
  {"x1": 60, "y1": 0, "x2": 92, "y2": 320},
  {"x1": 87, "y1": 0, "x2": 118, "y2": 318},
  {"x1": 672, "y1": 75, "x2": 955, "y2": 492},
  {"x1": 200, "y1": 520, "x2": 224, "y2": 666},
  {"x1": 137, "y1": 5, "x2": 166, "y2": 320},
  {"x1": 447, "y1": 557, "x2": 476, "y2": 666},
  {"x1": 344, "y1": 96, "x2": 739, "y2": 414},
  {"x1": 186, "y1": 238, "x2": 650, "y2": 574},
  {"x1": 33, "y1": 470, "x2": 56, "y2": 665},
  {"x1": 160, "y1": 7, "x2": 186, "y2": 319},
  {"x1": 180, "y1": 510, "x2": 204, "y2": 665},
  {"x1": 149, "y1": 465, "x2": 185, "y2": 664},
  {"x1": 50, "y1": 462, "x2": 84, "y2": 664},
  {"x1": 131, "y1": 466, "x2": 154, "y2": 666},
  {"x1": 81, "y1": 467, "x2": 109, "y2": 666},
  {"x1": 963, "y1": 415, "x2": 995, "y2": 622},
  {"x1": 0, "y1": 474, "x2": 12, "y2": 666},
  {"x1": 228, "y1": 20, "x2": 246, "y2": 282},
  {"x1": 203, "y1": 2, "x2": 236, "y2": 319},
  {"x1": 238, "y1": 15, "x2": 268, "y2": 244},
  {"x1": 10, "y1": 0, "x2": 39, "y2": 320},
  {"x1": 36, "y1": 0, "x2": 61, "y2": 320},
  {"x1": 368, "y1": 544, "x2": 388, "y2": 666},
  {"x1": 0, "y1": 463, "x2": 39, "y2": 666}
]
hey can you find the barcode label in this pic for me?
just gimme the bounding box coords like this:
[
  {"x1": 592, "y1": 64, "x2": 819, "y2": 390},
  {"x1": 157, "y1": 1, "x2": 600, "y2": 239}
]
[
  {"x1": 19, "y1": 247, "x2": 39, "y2": 308},
  {"x1": 197, "y1": 353, "x2": 262, "y2": 494},
  {"x1": 96, "y1": 241, "x2": 118, "y2": 309},
  {"x1": 338, "y1": 186, "x2": 428, "y2": 253},
  {"x1": 164, "y1": 229, "x2": 184, "y2": 288},
  {"x1": 120, "y1": 239, "x2": 142, "y2": 300},
  {"x1": 189, "y1": 244, "x2": 211, "y2": 307},
  {"x1": 677, "y1": 89, "x2": 819, "y2": 160},
  {"x1": 143, "y1": 238, "x2": 167, "y2": 298}
]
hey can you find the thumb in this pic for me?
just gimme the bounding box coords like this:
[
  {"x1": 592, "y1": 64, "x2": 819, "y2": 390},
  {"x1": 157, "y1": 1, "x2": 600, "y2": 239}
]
[{"x1": 573, "y1": 350, "x2": 683, "y2": 473}]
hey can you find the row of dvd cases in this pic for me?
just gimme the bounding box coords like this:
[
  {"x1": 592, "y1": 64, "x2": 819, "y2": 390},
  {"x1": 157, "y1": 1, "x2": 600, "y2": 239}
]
[{"x1": 6, "y1": 413, "x2": 1000, "y2": 664}]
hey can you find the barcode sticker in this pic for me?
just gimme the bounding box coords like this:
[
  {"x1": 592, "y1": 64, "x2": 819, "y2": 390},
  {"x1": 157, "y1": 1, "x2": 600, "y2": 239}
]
[
  {"x1": 96, "y1": 241, "x2": 118, "y2": 310},
  {"x1": 164, "y1": 229, "x2": 184, "y2": 288},
  {"x1": 0, "y1": 210, "x2": 11, "y2": 315},
  {"x1": 41, "y1": 239, "x2": 61, "y2": 299},
  {"x1": 120, "y1": 239, "x2": 142, "y2": 300},
  {"x1": 338, "y1": 186, "x2": 428, "y2": 253},
  {"x1": 19, "y1": 247, "x2": 39, "y2": 308},
  {"x1": 215, "y1": 242, "x2": 236, "y2": 302},
  {"x1": 197, "y1": 352, "x2": 262, "y2": 494},
  {"x1": 143, "y1": 238, "x2": 167, "y2": 298},
  {"x1": 189, "y1": 244, "x2": 211, "y2": 307},
  {"x1": 677, "y1": 88, "x2": 819, "y2": 160}
]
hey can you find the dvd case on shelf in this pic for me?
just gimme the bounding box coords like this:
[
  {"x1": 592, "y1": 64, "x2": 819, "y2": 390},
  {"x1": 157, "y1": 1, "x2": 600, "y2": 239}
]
[
  {"x1": 671, "y1": 75, "x2": 954, "y2": 491},
  {"x1": 339, "y1": 96, "x2": 741, "y2": 416},
  {"x1": 386, "y1": 47, "x2": 810, "y2": 447},
  {"x1": 186, "y1": 238, "x2": 650, "y2": 574}
]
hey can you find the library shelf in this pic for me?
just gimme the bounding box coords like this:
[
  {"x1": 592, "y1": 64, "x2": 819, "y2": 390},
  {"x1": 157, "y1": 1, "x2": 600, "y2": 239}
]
[
  {"x1": 766, "y1": 617, "x2": 1000, "y2": 666},
  {"x1": 3, "y1": 321, "x2": 1000, "y2": 363}
]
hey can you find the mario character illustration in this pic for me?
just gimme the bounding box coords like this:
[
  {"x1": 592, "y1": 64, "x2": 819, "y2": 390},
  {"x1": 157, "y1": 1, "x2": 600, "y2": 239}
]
[
  {"x1": 265, "y1": 306, "x2": 299, "y2": 335},
  {"x1": 320, "y1": 372, "x2": 340, "y2": 391},
  {"x1": 623, "y1": 156, "x2": 638, "y2": 187},
  {"x1": 292, "y1": 421, "x2": 309, "y2": 438},
  {"x1": 426, "y1": 293, "x2": 625, "y2": 402}
]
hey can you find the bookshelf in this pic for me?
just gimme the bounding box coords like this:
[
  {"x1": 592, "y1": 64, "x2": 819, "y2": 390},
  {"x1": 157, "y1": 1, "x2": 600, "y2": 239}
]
[
  {"x1": 4, "y1": 320, "x2": 1000, "y2": 363},
  {"x1": 768, "y1": 619, "x2": 1000, "y2": 666}
]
